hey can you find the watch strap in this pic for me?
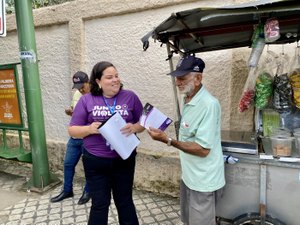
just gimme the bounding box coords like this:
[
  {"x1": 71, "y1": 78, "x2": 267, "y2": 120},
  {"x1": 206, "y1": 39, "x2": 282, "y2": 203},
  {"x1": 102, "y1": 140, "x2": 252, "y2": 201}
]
[{"x1": 167, "y1": 137, "x2": 172, "y2": 146}]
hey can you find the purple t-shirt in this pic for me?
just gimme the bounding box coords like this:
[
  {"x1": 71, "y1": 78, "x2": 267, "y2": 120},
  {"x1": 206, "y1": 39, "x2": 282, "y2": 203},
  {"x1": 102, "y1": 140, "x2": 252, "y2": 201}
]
[{"x1": 70, "y1": 89, "x2": 143, "y2": 158}]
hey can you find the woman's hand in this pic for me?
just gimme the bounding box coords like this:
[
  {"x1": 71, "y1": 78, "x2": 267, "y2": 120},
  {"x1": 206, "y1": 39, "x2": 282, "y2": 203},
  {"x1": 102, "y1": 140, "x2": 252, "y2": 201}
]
[
  {"x1": 68, "y1": 122, "x2": 102, "y2": 139},
  {"x1": 89, "y1": 122, "x2": 102, "y2": 134},
  {"x1": 120, "y1": 123, "x2": 136, "y2": 136}
]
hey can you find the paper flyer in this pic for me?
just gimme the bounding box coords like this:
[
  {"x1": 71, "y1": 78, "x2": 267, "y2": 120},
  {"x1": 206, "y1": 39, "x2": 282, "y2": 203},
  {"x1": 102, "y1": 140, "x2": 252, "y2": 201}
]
[
  {"x1": 140, "y1": 103, "x2": 173, "y2": 131},
  {"x1": 98, "y1": 112, "x2": 140, "y2": 159}
]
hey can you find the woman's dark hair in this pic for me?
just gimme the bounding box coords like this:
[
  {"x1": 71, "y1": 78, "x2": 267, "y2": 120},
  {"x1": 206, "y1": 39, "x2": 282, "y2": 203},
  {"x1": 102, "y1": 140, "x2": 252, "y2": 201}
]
[{"x1": 90, "y1": 61, "x2": 115, "y2": 96}]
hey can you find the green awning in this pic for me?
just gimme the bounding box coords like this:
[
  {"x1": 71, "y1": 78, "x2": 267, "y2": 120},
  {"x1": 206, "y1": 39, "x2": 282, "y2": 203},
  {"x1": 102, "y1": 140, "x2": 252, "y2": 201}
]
[{"x1": 142, "y1": 0, "x2": 300, "y2": 54}]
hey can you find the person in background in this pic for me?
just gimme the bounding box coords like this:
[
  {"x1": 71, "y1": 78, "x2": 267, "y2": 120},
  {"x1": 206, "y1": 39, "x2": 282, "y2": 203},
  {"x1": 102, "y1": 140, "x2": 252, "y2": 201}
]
[
  {"x1": 147, "y1": 55, "x2": 225, "y2": 225},
  {"x1": 68, "y1": 61, "x2": 144, "y2": 225},
  {"x1": 50, "y1": 71, "x2": 91, "y2": 205}
]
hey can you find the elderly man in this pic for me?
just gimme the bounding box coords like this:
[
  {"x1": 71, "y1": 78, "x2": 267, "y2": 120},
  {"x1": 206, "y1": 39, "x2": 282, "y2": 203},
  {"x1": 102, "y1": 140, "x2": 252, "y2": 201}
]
[{"x1": 147, "y1": 55, "x2": 225, "y2": 225}]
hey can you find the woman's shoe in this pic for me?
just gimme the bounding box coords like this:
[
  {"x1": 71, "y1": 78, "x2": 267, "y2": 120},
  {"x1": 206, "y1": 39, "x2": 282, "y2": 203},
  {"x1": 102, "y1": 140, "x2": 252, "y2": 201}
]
[
  {"x1": 77, "y1": 191, "x2": 90, "y2": 205},
  {"x1": 50, "y1": 190, "x2": 74, "y2": 203}
]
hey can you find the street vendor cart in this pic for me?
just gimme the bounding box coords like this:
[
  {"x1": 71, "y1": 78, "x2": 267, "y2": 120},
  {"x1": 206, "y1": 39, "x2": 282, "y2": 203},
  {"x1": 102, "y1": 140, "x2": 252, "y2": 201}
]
[{"x1": 142, "y1": 0, "x2": 300, "y2": 224}]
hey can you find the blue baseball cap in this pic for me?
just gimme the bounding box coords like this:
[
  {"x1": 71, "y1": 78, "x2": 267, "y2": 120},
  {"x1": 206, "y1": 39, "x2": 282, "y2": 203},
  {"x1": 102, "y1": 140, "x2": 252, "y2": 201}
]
[
  {"x1": 72, "y1": 71, "x2": 89, "y2": 89},
  {"x1": 169, "y1": 55, "x2": 205, "y2": 77}
]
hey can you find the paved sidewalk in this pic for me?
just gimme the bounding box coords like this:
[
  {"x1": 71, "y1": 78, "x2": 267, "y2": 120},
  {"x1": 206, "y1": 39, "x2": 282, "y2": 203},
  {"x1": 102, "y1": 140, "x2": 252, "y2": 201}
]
[{"x1": 0, "y1": 159, "x2": 183, "y2": 225}]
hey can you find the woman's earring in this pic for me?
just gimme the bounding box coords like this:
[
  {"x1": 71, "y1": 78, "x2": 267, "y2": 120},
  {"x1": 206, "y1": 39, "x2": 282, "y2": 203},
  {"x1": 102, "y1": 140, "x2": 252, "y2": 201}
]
[{"x1": 98, "y1": 84, "x2": 102, "y2": 90}]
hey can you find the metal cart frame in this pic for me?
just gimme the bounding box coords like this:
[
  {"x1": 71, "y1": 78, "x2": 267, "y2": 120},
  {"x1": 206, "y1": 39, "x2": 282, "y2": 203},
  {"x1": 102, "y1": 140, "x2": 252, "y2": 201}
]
[{"x1": 142, "y1": 1, "x2": 300, "y2": 224}]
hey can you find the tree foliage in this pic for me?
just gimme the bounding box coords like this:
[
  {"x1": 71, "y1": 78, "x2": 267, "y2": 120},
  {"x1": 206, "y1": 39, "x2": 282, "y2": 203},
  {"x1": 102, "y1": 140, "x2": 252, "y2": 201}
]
[{"x1": 5, "y1": 0, "x2": 74, "y2": 14}]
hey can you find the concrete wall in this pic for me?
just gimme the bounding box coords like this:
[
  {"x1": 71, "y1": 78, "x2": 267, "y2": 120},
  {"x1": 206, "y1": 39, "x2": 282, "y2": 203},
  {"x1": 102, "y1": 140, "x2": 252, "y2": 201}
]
[
  {"x1": 1, "y1": 0, "x2": 256, "y2": 143},
  {"x1": 0, "y1": 0, "x2": 297, "y2": 196}
]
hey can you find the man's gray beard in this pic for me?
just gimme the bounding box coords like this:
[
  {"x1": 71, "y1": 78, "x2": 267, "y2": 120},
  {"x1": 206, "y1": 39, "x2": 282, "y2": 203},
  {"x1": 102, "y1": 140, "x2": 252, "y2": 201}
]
[{"x1": 179, "y1": 83, "x2": 195, "y2": 96}]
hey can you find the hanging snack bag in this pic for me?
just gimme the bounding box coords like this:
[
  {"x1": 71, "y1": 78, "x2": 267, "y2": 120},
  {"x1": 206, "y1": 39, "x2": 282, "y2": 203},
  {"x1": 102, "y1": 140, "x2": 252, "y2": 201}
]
[
  {"x1": 264, "y1": 18, "x2": 280, "y2": 43},
  {"x1": 238, "y1": 68, "x2": 257, "y2": 113},
  {"x1": 289, "y1": 68, "x2": 300, "y2": 108},
  {"x1": 272, "y1": 73, "x2": 293, "y2": 114},
  {"x1": 254, "y1": 51, "x2": 277, "y2": 109},
  {"x1": 288, "y1": 47, "x2": 300, "y2": 108},
  {"x1": 255, "y1": 72, "x2": 273, "y2": 109},
  {"x1": 239, "y1": 89, "x2": 255, "y2": 112}
]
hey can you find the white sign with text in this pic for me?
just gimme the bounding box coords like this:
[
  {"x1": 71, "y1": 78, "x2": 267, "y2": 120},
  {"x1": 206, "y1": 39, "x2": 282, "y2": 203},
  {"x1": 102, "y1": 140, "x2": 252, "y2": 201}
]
[{"x1": 0, "y1": 0, "x2": 6, "y2": 37}]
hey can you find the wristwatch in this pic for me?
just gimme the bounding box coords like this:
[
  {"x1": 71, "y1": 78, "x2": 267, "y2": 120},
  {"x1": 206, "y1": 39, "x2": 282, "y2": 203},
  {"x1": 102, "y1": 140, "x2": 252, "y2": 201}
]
[{"x1": 167, "y1": 137, "x2": 172, "y2": 146}]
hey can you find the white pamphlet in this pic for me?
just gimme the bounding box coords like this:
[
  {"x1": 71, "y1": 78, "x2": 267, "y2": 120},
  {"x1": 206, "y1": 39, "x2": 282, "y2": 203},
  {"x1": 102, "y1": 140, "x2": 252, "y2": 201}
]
[
  {"x1": 98, "y1": 111, "x2": 140, "y2": 159},
  {"x1": 140, "y1": 103, "x2": 173, "y2": 131}
]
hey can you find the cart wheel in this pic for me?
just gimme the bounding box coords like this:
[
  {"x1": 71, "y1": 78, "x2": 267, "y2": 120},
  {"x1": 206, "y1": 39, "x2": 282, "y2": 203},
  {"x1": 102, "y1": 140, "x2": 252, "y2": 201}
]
[{"x1": 233, "y1": 212, "x2": 285, "y2": 225}]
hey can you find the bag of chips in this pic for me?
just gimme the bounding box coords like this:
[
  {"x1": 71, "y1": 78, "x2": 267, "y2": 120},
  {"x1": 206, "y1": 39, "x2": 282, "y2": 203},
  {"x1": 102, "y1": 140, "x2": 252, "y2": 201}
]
[
  {"x1": 238, "y1": 68, "x2": 257, "y2": 112},
  {"x1": 255, "y1": 72, "x2": 273, "y2": 109},
  {"x1": 273, "y1": 73, "x2": 293, "y2": 114},
  {"x1": 288, "y1": 47, "x2": 300, "y2": 108},
  {"x1": 264, "y1": 18, "x2": 280, "y2": 43},
  {"x1": 254, "y1": 51, "x2": 277, "y2": 109}
]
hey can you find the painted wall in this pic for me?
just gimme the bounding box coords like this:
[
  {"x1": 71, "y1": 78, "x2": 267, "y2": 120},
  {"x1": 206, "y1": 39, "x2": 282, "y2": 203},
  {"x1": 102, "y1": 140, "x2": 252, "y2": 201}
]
[{"x1": 0, "y1": 0, "x2": 250, "y2": 145}]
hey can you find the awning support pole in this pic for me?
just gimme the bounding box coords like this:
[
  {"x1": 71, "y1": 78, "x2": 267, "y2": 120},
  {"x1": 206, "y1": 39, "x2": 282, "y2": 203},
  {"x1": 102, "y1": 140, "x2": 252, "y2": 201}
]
[{"x1": 167, "y1": 43, "x2": 181, "y2": 139}]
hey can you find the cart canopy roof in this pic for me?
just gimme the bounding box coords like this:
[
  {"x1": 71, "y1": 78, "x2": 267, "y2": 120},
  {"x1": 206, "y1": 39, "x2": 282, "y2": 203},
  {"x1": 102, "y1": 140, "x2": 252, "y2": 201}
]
[{"x1": 142, "y1": 0, "x2": 300, "y2": 54}]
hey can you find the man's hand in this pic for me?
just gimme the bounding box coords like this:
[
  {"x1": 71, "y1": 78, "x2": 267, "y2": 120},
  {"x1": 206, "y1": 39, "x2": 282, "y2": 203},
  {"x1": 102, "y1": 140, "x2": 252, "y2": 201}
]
[
  {"x1": 147, "y1": 127, "x2": 168, "y2": 143},
  {"x1": 65, "y1": 108, "x2": 73, "y2": 116}
]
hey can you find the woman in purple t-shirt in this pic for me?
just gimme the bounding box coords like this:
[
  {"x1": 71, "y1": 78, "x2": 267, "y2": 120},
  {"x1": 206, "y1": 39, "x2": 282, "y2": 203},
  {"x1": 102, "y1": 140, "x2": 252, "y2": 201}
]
[{"x1": 68, "y1": 61, "x2": 144, "y2": 225}]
